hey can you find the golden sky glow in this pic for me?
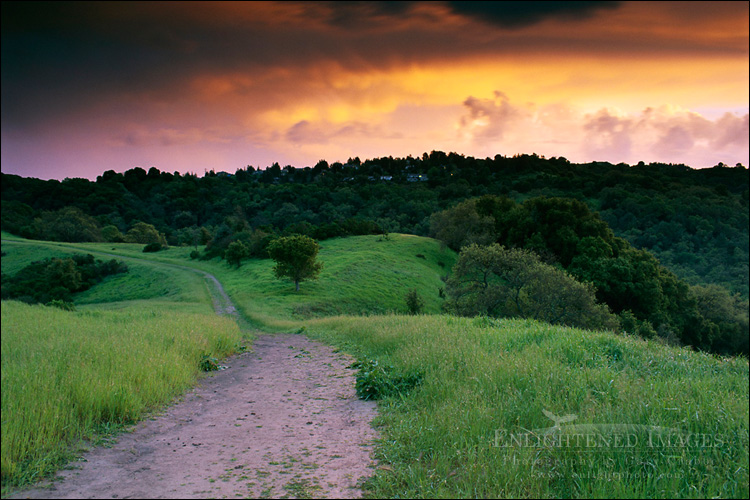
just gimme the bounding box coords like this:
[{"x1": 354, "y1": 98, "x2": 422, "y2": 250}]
[{"x1": 1, "y1": 1, "x2": 747, "y2": 180}]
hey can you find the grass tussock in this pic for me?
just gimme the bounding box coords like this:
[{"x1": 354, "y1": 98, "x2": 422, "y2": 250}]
[
  {"x1": 0, "y1": 301, "x2": 243, "y2": 490},
  {"x1": 305, "y1": 314, "x2": 749, "y2": 499}
]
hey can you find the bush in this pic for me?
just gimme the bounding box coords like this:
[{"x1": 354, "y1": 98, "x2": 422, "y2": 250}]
[
  {"x1": 619, "y1": 310, "x2": 656, "y2": 339},
  {"x1": 125, "y1": 222, "x2": 167, "y2": 246},
  {"x1": 224, "y1": 241, "x2": 250, "y2": 267},
  {"x1": 46, "y1": 299, "x2": 76, "y2": 311},
  {"x1": 143, "y1": 242, "x2": 163, "y2": 253},
  {"x1": 2, "y1": 254, "x2": 128, "y2": 305},
  {"x1": 101, "y1": 224, "x2": 125, "y2": 242},
  {"x1": 199, "y1": 353, "x2": 220, "y2": 372}
]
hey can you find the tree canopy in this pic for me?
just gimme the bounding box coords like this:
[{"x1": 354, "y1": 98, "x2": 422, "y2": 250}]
[
  {"x1": 2, "y1": 155, "x2": 746, "y2": 297},
  {"x1": 445, "y1": 244, "x2": 617, "y2": 331},
  {"x1": 431, "y1": 195, "x2": 748, "y2": 356},
  {"x1": 267, "y1": 235, "x2": 323, "y2": 291}
]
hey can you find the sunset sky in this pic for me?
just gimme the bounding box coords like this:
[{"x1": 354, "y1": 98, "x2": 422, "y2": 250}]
[{"x1": 2, "y1": 1, "x2": 748, "y2": 181}]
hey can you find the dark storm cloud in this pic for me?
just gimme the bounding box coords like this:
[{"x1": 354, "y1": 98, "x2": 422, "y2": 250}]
[
  {"x1": 320, "y1": 1, "x2": 620, "y2": 29},
  {"x1": 1, "y1": 2, "x2": 203, "y2": 127},
  {"x1": 445, "y1": 1, "x2": 620, "y2": 28},
  {"x1": 321, "y1": 1, "x2": 416, "y2": 27}
]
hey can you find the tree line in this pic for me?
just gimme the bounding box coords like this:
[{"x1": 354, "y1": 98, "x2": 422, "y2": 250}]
[{"x1": 2, "y1": 153, "x2": 746, "y2": 298}]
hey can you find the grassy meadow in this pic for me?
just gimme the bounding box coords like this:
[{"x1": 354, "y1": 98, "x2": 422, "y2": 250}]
[
  {"x1": 2, "y1": 232, "x2": 748, "y2": 498},
  {"x1": 3, "y1": 233, "x2": 456, "y2": 322}
]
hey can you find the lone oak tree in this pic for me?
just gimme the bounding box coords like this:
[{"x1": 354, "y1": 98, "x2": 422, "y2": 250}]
[{"x1": 267, "y1": 235, "x2": 323, "y2": 291}]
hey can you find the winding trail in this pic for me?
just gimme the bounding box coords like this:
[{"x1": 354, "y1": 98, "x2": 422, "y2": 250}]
[{"x1": 4, "y1": 240, "x2": 380, "y2": 499}]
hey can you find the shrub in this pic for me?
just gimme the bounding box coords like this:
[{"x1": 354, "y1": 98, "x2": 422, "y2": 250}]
[
  {"x1": 46, "y1": 299, "x2": 76, "y2": 311},
  {"x1": 2, "y1": 254, "x2": 128, "y2": 305},
  {"x1": 619, "y1": 310, "x2": 656, "y2": 339},
  {"x1": 199, "y1": 353, "x2": 219, "y2": 372},
  {"x1": 224, "y1": 241, "x2": 250, "y2": 267},
  {"x1": 405, "y1": 288, "x2": 424, "y2": 315},
  {"x1": 101, "y1": 225, "x2": 125, "y2": 243},
  {"x1": 125, "y1": 222, "x2": 167, "y2": 246}
]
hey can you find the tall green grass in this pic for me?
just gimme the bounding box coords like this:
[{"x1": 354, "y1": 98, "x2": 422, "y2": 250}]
[
  {"x1": 0, "y1": 301, "x2": 243, "y2": 490},
  {"x1": 303, "y1": 314, "x2": 749, "y2": 498}
]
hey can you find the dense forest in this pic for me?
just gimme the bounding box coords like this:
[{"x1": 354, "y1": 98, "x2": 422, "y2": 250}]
[
  {"x1": 2, "y1": 152, "x2": 748, "y2": 355},
  {"x1": 3, "y1": 152, "x2": 747, "y2": 295}
]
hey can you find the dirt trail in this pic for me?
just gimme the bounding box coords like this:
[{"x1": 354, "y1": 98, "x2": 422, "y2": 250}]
[
  {"x1": 5, "y1": 243, "x2": 380, "y2": 499},
  {"x1": 10, "y1": 334, "x2": 379, "y2": 499}
]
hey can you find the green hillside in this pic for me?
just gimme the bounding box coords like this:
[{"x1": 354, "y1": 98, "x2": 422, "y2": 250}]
[
  {"x1": 209, "y1": 234, "x2": 457, "y2": 325},
  {"x1": 2, "y1": 233, "x2": 457, "y2": 321}
]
